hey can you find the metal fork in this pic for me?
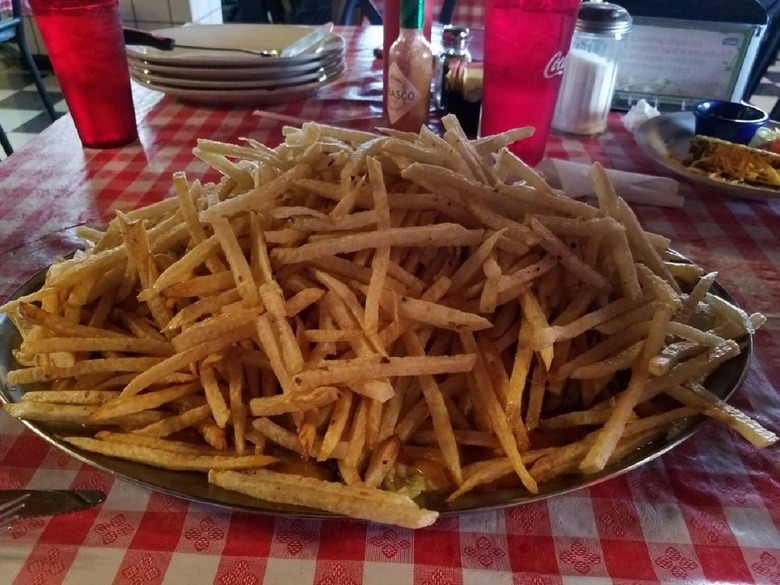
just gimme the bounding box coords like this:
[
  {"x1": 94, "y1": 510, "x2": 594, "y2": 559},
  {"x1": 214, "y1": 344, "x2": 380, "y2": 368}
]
[
  {"x1": 0, "y1": 493, "x2": 29, "y2": 529},
  {"x1": 122, "y1": 28, "x2": 278, "y2": 57}
]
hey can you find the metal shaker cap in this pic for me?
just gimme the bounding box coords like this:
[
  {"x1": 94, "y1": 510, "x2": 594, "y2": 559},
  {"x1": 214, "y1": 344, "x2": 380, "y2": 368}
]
[
  {"x1": 575, "y1": 2, "x2": 632, "y2": 37},
  {"x1": 441, "y1": 25, "x2": 470, "y2": 49}
]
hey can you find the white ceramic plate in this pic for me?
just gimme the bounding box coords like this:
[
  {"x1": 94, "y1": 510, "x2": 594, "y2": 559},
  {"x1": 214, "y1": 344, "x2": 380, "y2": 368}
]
[
  {"x1": 634, "y1": 112, "x2": 780, "y2": 201},
  {"x1": 127, "y1": 52, "x2": 342, "y2": 81},
  {"x1": 129, "y1": 59, "x2": 344, "y2": 90},
  {"x1": 132, "y1": 64, "x2": 345, "y2": 106},
  {"x1": 126, "y1": 24, "x2": 345, "y2": 67}
]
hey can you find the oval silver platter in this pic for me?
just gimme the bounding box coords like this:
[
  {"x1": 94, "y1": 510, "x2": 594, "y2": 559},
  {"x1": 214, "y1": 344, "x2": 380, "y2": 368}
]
[{"x1": 0, "y1": 269, "x2": 752, "y2": 518}]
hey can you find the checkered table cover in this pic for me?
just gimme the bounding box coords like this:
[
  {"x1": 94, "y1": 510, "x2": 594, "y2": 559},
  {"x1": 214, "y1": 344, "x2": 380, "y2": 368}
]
[{"x1": 0, "y1": 24, "x2": 778, "y2": 585}]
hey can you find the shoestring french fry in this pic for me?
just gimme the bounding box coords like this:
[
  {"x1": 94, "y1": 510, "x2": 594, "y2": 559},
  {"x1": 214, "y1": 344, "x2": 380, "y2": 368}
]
[{"x1": 1, "y1": 115, "x2": 776, "y2": 529}]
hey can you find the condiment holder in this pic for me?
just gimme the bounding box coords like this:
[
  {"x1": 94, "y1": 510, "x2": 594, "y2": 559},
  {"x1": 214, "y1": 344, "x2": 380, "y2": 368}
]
[{"x1": 693, "y1": 100, "x2": 768, "y2": 145}]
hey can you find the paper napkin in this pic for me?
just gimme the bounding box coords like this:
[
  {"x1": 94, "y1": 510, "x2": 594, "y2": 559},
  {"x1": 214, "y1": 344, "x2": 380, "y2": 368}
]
[{"x1": 537, "y1": 158, "x2": 684, "y2": 209}]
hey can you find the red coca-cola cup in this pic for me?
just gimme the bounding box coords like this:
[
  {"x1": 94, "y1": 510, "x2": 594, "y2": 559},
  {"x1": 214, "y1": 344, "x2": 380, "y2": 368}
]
[
  {"x1": 29, "y1": 0, "x2": 138, "y2": 149},
  {"x1": 480, "y1": 0, "x2": 581, "y2": 166}
]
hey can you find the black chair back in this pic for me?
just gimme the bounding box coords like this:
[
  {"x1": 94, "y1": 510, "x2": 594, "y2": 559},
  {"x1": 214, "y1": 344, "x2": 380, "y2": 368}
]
[{"x1": 0, "y1": 0, "x2": 58, "y2": 157}]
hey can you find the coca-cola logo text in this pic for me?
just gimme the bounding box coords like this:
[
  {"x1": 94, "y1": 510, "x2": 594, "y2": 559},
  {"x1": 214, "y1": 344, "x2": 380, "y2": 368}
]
[{"x1": 543, "y1": 52, "x2": 566, "y2": 79}]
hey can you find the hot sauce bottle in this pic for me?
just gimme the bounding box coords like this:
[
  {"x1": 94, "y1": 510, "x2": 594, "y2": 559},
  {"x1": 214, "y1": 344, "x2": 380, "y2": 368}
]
[{"x1": 386, "y1": 0, "x2": 432, "y2": 132}]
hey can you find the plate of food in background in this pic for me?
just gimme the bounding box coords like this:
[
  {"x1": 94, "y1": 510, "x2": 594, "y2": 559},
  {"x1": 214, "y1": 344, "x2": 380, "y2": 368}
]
[{"x1": 634, "y1": 111, "x2": 780, "y2": 201}]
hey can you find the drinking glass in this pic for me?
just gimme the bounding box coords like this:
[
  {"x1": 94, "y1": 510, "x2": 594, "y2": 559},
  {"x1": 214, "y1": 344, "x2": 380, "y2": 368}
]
[
  {"x1": 480, "y1": 0, "x2": 581, "y2": 166},
  {"x1": 29, "y1": 0, "x2": 138, "y2": 148}
]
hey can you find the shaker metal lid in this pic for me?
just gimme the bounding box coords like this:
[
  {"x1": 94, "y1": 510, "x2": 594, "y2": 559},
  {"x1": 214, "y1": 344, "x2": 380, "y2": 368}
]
[
  {"x1": 575, "y1": 1, "x2": 632, "y2": 36},
  {"x1": 441, "y1": 25, "x2": 470, "y2": 48}
]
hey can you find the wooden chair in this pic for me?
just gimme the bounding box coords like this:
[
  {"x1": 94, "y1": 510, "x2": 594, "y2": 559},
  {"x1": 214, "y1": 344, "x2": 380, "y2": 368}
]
[
  {"x1": 0, "y1": 0, "x2": 58, "y2": 156},
  {"x1": 337, "y1": 0, "x2": 383, "y2": 25},
  {"x1": 0, "y1": 125, "x2": 13, "y2": 157},
  {"x1": 439, "y1": 0, "x2": 457, "y2": 24}
]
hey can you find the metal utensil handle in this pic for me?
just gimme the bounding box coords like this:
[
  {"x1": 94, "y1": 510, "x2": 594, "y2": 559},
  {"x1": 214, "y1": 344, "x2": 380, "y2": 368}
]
[
  {"x1": 0, "y1": 489, "x2": 106, "y2": 518},
  {"x1": 123, "y1": 28, "x2": 175, "y2": 51},
  {"x1": 280, "y1": 22, "x2": 334, "y2": 58},
  {"x1": 173, "y1": 44, "x2": 277, "y2": 57}
]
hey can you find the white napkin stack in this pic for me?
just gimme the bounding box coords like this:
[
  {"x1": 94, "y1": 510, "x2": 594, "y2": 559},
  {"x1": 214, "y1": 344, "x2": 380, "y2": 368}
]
[{"x1": 537, "y1": 158, "x2": 684, "y2": 209}]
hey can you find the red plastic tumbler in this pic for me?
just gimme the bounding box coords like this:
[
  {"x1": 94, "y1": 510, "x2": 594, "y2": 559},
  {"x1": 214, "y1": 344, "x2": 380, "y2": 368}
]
[
  {"x1": 29, "y1": 0, "x2": 137, "y2": 149},
  {"x1": 480, "y1": 0, "x2": 581, "y2": 166}
]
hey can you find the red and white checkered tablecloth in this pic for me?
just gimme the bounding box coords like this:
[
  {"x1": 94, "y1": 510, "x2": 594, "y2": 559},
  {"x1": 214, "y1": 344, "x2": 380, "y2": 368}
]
[{"x1": 0, "y1": 24, "x2": 779, "y2": 585}]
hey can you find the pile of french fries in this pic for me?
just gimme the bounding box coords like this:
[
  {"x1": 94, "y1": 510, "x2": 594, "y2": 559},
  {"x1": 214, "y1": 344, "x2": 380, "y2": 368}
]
[{"x1": 2, "y1": 116, "x2": 776, "y2": 529}]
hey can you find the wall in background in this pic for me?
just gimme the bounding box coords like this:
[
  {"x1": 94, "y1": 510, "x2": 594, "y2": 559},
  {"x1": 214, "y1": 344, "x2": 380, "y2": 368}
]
[{"x1": 19, "y1": 0, "x2": 224, "y2": 55}]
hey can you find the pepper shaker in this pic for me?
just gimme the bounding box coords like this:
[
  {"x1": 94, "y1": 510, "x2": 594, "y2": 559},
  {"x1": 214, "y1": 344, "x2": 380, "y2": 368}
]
[
  {"x1": 552, "y1": 2, "x2": 632, "y2": 136},
  {"x1": 434, "y1": 25, "x2": 471, "y2": 109}
]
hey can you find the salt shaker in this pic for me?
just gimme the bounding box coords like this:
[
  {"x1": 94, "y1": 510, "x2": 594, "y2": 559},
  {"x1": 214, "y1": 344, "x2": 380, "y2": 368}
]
[
  {"x1": 552, "y1": 2, "x2": 632, "y2": 136},
  {"x1": 434, "y1": 25, "x2": 471, "y2": 109}
]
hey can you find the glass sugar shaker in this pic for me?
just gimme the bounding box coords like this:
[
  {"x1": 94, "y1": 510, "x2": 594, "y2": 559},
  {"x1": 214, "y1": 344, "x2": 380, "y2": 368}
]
[
  {"x1": 552, "y1": 2, "x2": 632, "y2": 136},
  {"x1": 434, "y1": 25, "x2": 471, "y2": 109}
]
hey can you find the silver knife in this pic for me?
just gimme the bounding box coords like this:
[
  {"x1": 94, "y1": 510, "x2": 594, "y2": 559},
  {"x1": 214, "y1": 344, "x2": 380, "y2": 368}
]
[
  {"x1": 0, "y1": 490, "x2": 105, "y2": 518},
  {"x1": 280, "y1": 22, "x2": 334, "y2": 58}
]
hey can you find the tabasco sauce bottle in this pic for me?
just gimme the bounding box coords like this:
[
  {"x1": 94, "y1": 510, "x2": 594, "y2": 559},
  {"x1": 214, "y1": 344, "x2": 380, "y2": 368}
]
[{"x1": 386, "y1": 0, "x2": 432, "y2": 132}]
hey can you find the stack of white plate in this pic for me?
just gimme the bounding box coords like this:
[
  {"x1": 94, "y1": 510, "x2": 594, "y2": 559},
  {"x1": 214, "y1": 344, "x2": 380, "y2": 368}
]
[{"x1": 126, "y1": 24, "x2": 346, "y2": 106}]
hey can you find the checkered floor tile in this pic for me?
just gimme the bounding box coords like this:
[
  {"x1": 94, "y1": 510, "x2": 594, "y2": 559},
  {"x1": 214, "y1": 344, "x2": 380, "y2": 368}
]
[
  {"x1": 0, "y1": 44, "x2": 67, "y2": 155},
  {"x1": 749, "y1": 59, "x2": 780, "y2": 115},
  {"x1": 748, "y1": 61, "x2": 780, "y2": 112}
]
